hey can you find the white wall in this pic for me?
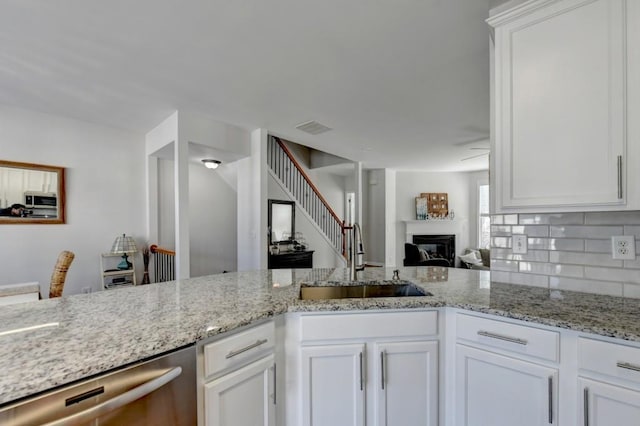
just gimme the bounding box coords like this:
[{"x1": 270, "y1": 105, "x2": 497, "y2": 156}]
[
  {"x1": 394, "y1": 171, "x2": 481, "y2": 266},
  {"x1": 188, "y1": 163, "x2": 237, "y2": 276},
  {"x1": 158, "y1": 159, "x2": 238, "y2": 277},
  {"x1": 0, "y1": 105, "x2": 145, "y2": 296},
  {"x1": 364, "y1": 169, "x2": 387, "y2": 264}
]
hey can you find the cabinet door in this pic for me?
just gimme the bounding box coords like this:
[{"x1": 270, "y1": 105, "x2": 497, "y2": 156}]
[
  {"x1": 301, "y1": 343, "x2": 365, "y2": 426},
  {"x1": 374, "y1": 340, "x2": 438, "y2": 426},
  {"x1": 580, "y1": 378, "x2": 640, "y2": 426},
  {"x1": 456, "y1": 345, "x2": 557, "y2": 426},
  {"x1": 491, "y1": 0, "x2": 626, "y2": 211},
  {"x1": 204, "y1": 354, "x2": 275, "y2": 426}
]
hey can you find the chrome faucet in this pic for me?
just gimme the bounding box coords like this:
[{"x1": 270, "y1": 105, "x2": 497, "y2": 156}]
[{"x1": 350, "y1": 222, "x2": 366, "y2": 281}]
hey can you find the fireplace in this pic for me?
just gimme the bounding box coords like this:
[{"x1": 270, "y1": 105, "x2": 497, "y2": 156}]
[{"x1": 413, "y1": 234, "x2": 456, "y2": 266}]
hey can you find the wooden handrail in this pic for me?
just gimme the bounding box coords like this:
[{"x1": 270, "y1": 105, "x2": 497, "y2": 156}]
[
  {"x1": 149, "y1": 244, "x2": 176, "y2": 256},
  {"x1": 274, "y1": 137, "x2": 346, "y2": 227}
]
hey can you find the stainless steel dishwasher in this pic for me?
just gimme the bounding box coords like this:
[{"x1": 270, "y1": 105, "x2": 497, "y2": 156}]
[{"x1": 0, "y1": 345, "x2": 196, "y2": 425}]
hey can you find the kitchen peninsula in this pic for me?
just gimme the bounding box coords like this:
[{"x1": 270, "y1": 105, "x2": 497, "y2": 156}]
[{"x1": 2, "y1": 267, "x2": 640, "y2": 424}]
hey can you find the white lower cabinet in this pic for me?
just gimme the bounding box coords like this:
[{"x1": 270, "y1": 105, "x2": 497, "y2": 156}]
[
  {"x1": 454, "y1": 312, "x2": 559, "y2": 426},
  {"x1": 204, "y1": 354, "x2": 275, "y2": 426},
  {"x1": 295, "y1": 310, "x2": 440, "y2": 426},
  {"x1": 374, "y1": 340, "x2": 439, "y2": 426},
  {"x1": 579, "y1": 378, "x2": 640, "y2": 426},
  {"x1": 578, "y1": 337, "x2": 640, "y2": 426},
  {"x1": 456, "y1": 345, "x2": 557, "y2": 426},
  {"x1": 301, "y1": 343, "x2": 365, "y2": 426},
  {"x1": 301, "y1": 340, "x2": 439, "y2": 426},
  {"x1": 200, "y1": 321, "x2": 276, "y2": 426}
]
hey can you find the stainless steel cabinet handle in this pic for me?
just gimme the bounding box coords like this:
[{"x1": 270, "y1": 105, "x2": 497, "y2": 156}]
[
  {"x1": 477, "y1": 330, "x2": 528, "y2": 345},
  {"x1": 273, "y1": 363, "x2": 277, "y2": 405},
  {"x1": 548, "y1": 376, "x2": 553, "y2": 424},
  {"x1": 42, "y1": 366, "x2": 182, "y2": 426},
  {"x1": 618, "y1": 155, "x2": 623, "y2": 199},
  {"x1": 584, "y1": 387, "x2": 589, "y2": 426},
  {"x1": 359, "y1": 352, "x2": 364, "y2": 391},
  {"x1": 617, "y1": 361, "x2": 640, "y2": 372},
  {"x1": 225, "y1": 339, "x2": 268, "y2": 359},
  {"x1": 380, "y1": 352, "x2": 386, "y2": 390}
]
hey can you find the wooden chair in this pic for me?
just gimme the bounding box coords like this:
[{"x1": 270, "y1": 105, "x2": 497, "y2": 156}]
[{"x1": 49, "y1": 251, "x2": 75, "y2": 298}]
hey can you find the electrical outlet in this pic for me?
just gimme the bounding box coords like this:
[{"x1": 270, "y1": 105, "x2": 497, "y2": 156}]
[
  {"x1": 512, "y1": 234, "x2": 528, "y2": 254},
  {"x1": 612, "y1": 236, "x2": 636, "y2": 260},
  {"x1": 82, "y1": 287, "x2": 92, "y2": 294}
]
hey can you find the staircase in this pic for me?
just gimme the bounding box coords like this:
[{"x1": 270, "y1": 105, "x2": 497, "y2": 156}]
[{"x1": 267, "y1": 136, "x2": 348, "y2": 258}]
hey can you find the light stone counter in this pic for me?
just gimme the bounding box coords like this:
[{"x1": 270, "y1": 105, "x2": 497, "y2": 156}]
[{"x1": 1, "y1": 267, "x2": 639, "y2": 407}]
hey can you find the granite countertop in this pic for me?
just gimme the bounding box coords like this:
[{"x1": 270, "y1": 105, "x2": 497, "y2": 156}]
[{"x1": 1, "y1": 266, "x2": 640, "y2": 407}]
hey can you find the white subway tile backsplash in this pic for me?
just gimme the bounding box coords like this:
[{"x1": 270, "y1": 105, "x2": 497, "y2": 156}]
[
  {"x1": 491, "y1": 260, "x2": 519, "y2": 272},
  {"x1": 491, "y1": 237, "x2": 511, "y2": 248},
  {"x1": 511, "y1": 225, "x2": 549, "y2": 237},
  {"x1": 584, "y1": 239, "x2": 611, "y2": 253},
  {"x1": 624, "y1": 226, "x2": 640, "y2": 237},
  {"x1": 623, "y1": 284, "x2": 640, "y2": 298},
  {"x1": 519, "y1": 262, "x2": 583, "y2": 278},
  {"x1": 492, "y1": 271, "x2": 549, "y2": 288},
  {"x1": 549, "y1": 277, "x2": 623, "y2": 297},
  {"x1": 549, "y1": 225, "x2": 623, "y2": 239},
  {"x1": 527, "y1": 238, "x2": 584, "y2": 251},
  {"x1": 519, "y1": 213, "x2": 584, "y2": 225},
  {"x1": 504, "y1": 214, "x2": 518, "y2": 225},
  {"x1": 549, "y1": 251, "x2": 623, "y2": 267},
  {"x1": 491, "y1": 225, "x2": 512, "y2": 236},
  {"x1": 584, "y1": 267, "x2": 640, "y2": 284},
  {"x1": 585, "y1": 211, "x2": 640, "y2": 225},
  {"x1": 492, "y1": 248, "x2": 549, "y2": 262},
  {"x1": 490, "y1": 211, "x2": 640, "y2": 297}
]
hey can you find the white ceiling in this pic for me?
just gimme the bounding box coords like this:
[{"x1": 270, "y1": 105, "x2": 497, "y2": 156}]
[{"x1": 0, "y1": 0, "x2": 494, "y2": 172}]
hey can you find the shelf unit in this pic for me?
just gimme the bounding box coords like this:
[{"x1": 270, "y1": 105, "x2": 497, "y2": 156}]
[{"x1": 101, "y1": 253, "x2": 136, "y2": 290}]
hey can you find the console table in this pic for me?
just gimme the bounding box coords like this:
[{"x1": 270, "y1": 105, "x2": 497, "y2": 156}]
[{"x1": 268, "y1": 250, "x2": 314, "y2": 269}]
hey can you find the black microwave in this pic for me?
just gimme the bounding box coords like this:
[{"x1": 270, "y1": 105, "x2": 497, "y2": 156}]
[{"x1": 24, "y1": 191, "x2": 57, "y2": 209}]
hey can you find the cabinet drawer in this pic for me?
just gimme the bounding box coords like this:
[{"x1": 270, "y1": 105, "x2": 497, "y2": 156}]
[
  {"x1": 300, "y1": 310, "x2": 438, "y2": 341},
  {"x1": 579, "y1": 338, "x2": 640, "y2": 383},
  {"x1": 204, "y1": 321, "x2": 275, "y2": 378},
  {"x1": 456, "y1": 313, "x2": 559, "y2": 362}
]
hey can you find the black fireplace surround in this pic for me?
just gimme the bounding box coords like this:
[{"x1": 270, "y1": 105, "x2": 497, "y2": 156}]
[{"x1": 403, "y1": 234, "x2": 456, "y2": 267}]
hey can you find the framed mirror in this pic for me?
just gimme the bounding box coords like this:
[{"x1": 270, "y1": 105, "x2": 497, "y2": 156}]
[
  {"x1": 268, "y1": 199, "x2": 294, "y2": 245},
  {"x1": 0, "y1": 160, "x2": 66, "y2": 224}
]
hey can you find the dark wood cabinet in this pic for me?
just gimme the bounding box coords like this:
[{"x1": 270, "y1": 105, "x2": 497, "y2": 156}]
[{"x1": 268, "y1": 250, "x2": 314, "y2": 269}]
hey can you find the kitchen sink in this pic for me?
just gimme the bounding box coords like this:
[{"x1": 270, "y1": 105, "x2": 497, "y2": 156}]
[{"x1": 299, "y1": 282, "x2": 432, "y2": 300}]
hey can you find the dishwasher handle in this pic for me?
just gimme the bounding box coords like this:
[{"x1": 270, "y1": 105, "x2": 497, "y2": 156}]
[{"x1": 42, "y1": 366, "x2": 183, "y2": 426}]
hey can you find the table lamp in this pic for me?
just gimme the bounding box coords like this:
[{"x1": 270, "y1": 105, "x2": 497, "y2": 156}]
[{"x1": 111, "y1": 234, "x2": 138, "y2": 270}]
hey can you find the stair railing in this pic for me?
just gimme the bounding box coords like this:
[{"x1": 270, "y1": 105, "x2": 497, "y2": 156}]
[
  {"x1": 149, "y1": 244, "x2": 176, "y2": 282},
  {"x1": 268, "y1": 136, "x2": 348, "y2": 257}
]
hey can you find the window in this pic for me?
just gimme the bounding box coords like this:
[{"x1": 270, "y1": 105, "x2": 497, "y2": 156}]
[{"x1": 478, "y1": 184, "x2": 490, "y2": 249}]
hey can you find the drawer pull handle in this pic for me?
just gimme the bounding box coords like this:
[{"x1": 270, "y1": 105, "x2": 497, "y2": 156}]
[
  {"x1": 548, "y1": 376, "x2": 553, "y2": 424},
  {"x1": 618, "y1": 155, "x2": 623, "y2": 199},
  {"x1": 477, "y1": 330, "x2": 528, "y2": 345},
  {"x1": 380, "y1": 351, "x2": 386, "y2": 390},
  {"x1": 225, "y1": 339, "x2": 268, "y2": 359},
  {"x1": 616, "y1": 362, "x2": 640, "y2": 372},
  {"x1": 584, "y1": 387, "x2": 589, "y2": 426}
]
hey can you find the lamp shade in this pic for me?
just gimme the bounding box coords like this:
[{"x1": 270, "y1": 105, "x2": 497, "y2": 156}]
[{"x1": 111, "y1": 234, "x2": 138, "y2": 254}]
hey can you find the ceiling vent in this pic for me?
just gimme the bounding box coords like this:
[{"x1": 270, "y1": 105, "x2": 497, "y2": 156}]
[{"x1": 295, "y1": 120, "x2": 332, "y2": 135}]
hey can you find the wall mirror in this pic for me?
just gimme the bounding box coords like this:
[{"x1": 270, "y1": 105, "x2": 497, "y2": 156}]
[
  {"x1": 0, "y1": 160, "x2": 66, "y2": 224},
  {"x1": 268, "y1": 199, "x2": 294, "y2": 245}
]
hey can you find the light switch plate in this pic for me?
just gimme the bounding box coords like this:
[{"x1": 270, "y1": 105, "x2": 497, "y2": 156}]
[
  {"x1": 612, "y1": 236, "x2": 636, "y2": 260},
  {"x1": 512, "y1": 234, "x2": 528, "y2": 254}
]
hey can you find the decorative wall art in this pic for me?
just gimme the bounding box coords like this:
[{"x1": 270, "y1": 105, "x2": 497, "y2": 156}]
[{"x1": 415, "y1": 192, "x2": 454, "y2": 220}]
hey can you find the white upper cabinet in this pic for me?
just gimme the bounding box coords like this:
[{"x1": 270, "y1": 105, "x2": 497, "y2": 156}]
[{"x1": 488, "y1": 0, "x2": 638, "y2": 212}]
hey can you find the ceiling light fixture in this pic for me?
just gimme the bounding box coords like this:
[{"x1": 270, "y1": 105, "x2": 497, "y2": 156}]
[{"x1": 202, "y1": 159, "x2": 221, "y2": 169}]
